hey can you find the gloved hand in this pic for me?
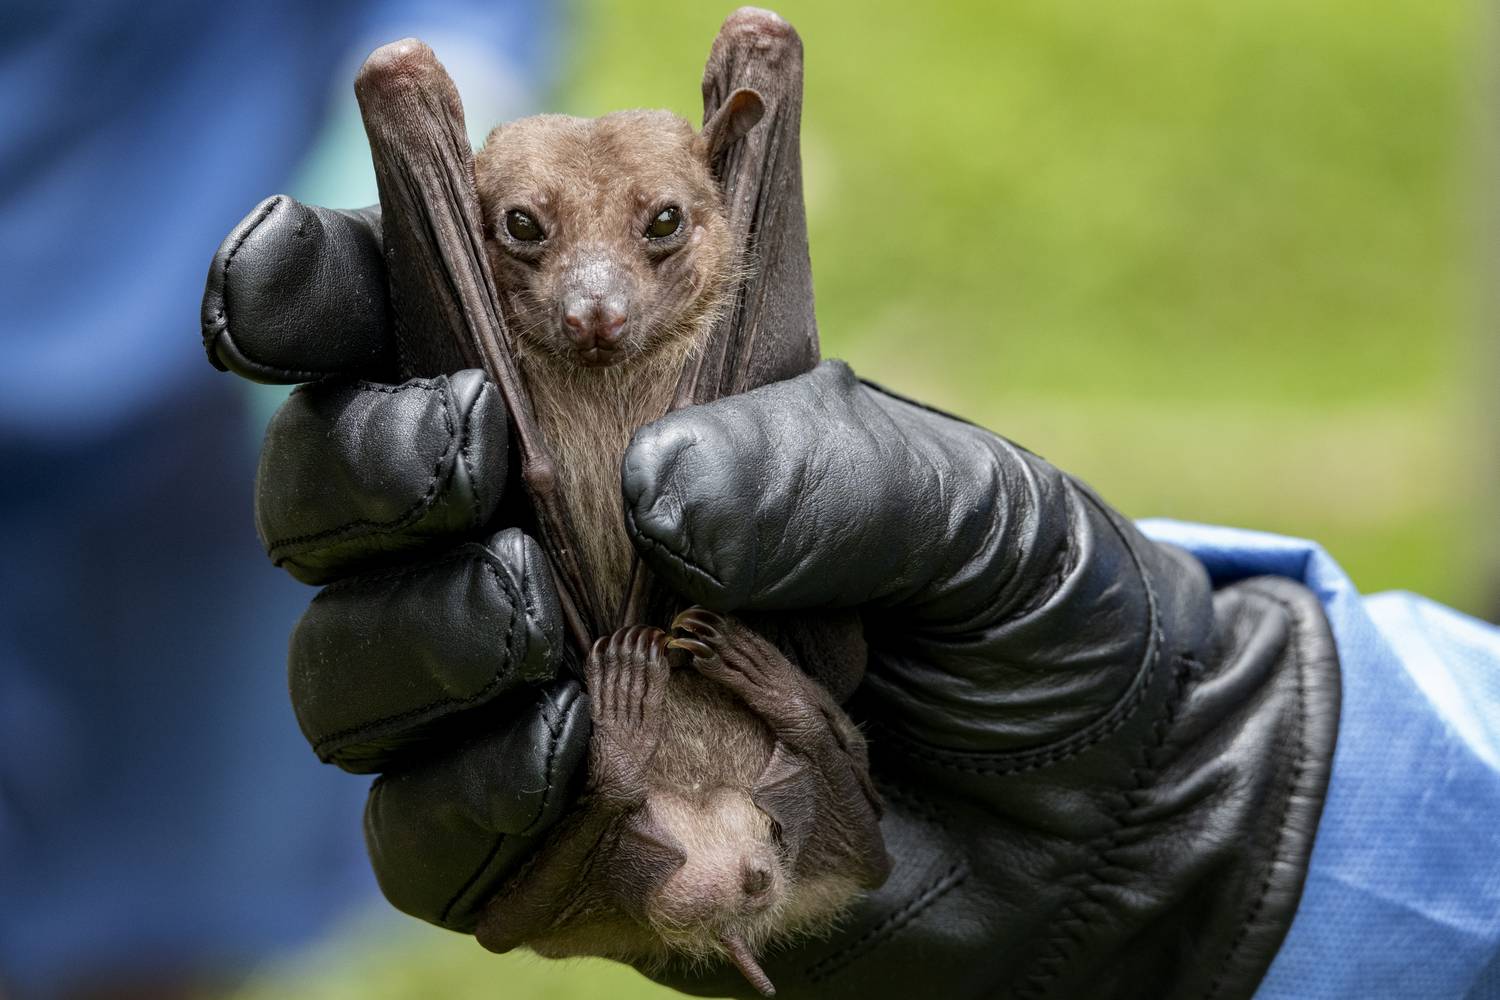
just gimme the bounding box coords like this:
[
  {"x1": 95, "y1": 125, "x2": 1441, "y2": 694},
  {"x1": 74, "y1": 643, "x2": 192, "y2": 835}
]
[{"x1": 205, "y1": 195, "x2": 1341, "y2": 1000}]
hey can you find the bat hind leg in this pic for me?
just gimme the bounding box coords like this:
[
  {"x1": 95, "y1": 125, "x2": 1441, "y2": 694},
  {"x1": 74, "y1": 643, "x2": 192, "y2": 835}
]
[{"x1": 669, "y1": 608, "x2": 831, "y2": 750}]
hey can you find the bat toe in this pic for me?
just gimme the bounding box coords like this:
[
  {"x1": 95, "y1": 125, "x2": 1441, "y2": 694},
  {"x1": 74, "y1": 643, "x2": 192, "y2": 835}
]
[
  {"x1": 671, "y1": 607, "x2": 726, "y2": 641},
  {"x1": 667, "y1": 636, "x2": 718, "y2": 666}
]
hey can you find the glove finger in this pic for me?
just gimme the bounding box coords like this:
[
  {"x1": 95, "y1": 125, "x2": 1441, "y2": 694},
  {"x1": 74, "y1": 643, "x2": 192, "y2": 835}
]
[
  {"x1": 365, "y1": 677, "x2": 590, "y2": 932},
  {"x1": 623, "y1": 359, "x2": 1016, "y2": 617},
  {"x1": 290, "y1": 528, "x2": 563, "y2": 773},
  {"x1": 257, "y1": 369, "x2": 507, "y2": 585},
  {"x1": 623, "y1": 360, "x2": 1198, "y2": 754},
  {"x1": 202, "y1": 196, "x2": 395, "y2": 383}
]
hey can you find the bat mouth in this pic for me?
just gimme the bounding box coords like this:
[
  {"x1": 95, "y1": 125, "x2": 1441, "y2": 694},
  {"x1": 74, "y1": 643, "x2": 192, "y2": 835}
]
[{"x1": 573, "y1": 345, "x2": 626, "y2": 368}]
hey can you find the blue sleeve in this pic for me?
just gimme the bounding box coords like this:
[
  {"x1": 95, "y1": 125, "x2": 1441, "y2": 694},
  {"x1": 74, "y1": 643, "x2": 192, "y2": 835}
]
[{"x1": 1139, "y1": 520, "x2": 1500, "y2": 1000}]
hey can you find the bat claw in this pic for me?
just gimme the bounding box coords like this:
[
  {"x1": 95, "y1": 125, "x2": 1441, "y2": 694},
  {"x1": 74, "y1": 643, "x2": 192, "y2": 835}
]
[
  {"x1": 666, "y1": 636, "x2": 717, "y2": 664},
  {"x1": 671, "y1": 607, "x2": 725, "y2": 641}
]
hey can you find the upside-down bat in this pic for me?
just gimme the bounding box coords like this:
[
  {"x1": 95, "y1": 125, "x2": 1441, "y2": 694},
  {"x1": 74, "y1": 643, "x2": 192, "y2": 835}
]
[{"x1": 352, "y1": 11, "x2": 887, "y2": 995}]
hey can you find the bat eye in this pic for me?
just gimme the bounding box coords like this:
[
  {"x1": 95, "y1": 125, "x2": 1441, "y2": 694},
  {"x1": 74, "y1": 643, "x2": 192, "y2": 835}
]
[
  {"x1": 644, "y1": 206, "x2": 682, "y2": 239},
  {"x1": 505, "y1": 209, "x2": 545, "y2": 241}
]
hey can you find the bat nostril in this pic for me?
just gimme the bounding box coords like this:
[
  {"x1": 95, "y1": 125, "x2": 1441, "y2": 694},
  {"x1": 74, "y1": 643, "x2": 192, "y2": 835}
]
[
  {"x1": 561, "y1": 301, "x2": 627, "y2": 353},
  {"x1": 741, "y1": 864, "x2": 771, "y2": 898},
  {"x1": 598, "y1": 311, "x2": 627, "y2": 345}
]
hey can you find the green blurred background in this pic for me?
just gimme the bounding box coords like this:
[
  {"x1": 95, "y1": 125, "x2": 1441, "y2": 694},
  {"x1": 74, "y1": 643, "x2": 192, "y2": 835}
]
[{"x1": 233, "y1": 0, "x2": 1488, "y2": 996}]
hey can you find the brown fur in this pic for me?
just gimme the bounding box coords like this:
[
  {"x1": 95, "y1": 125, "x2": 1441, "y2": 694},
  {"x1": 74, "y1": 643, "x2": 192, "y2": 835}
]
[
  {"x1": 476, "y1": 111, "x2": 739, "y2": 611},
  {"x1": 472, "y1": 110, "x2": 881, "y2": 984}
]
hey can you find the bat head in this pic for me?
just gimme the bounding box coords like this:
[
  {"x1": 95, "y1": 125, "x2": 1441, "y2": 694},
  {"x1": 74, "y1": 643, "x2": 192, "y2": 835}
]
[
  {"x1": 484, "y1": 787, "x2": 792, "y2": 996},
  {"x1": 640, "y1": 787, "x2": 786, "y2": 937},
  {"x1": 627, "y1": 788, "x2": 788, "y2": 997},
  {"x1": 475, "y1": 90, "x2": 764, "y2": 371}
]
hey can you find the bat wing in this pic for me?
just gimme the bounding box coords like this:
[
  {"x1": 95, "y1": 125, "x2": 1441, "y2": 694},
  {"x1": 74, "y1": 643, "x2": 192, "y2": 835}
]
[
  {"x1": 476, "y1": 802, "x2": 685, "y2": 953},
  {"x1": 609, "y1": 803, "x2": 689, "y2": 919},
  {"x1": 751, "y1": 741, "x2": 821, "y2": 862},
  {"x1": 475, "y1": 811, "x2": 604, "y2": 953}
]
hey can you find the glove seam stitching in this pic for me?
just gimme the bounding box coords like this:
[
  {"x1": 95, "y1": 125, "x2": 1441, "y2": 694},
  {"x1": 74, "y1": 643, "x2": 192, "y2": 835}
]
[
  {"x1": 1014, "y1": 652, "x2": 1187, "y2": 997},
  {"x1": 436, "y1": 687, "x2": 576, "y2": 926},
  {"x1": 312, "y1": 551, "x2": 524, "y2": 758},
  {"x1": 267, "y1": 381, "x2": 463, "y2": 559},
  {"x1": 312, "y1": 542, "x2": 481, "y2": 593},
  {"x1": 517, "y1": 540, "x2": 558, "y2": 680},
  {"x1": 459, "y1": 384, "x2": 484, "y2": 531},
  {"x1": 208, "y1": 195, "x2": 327, "y2": 381},
  {"x1": 207, "y1": 196, "x2": 279, "y2": 338},
  {"x1": 805, "y1": 862, "x2": 968, "y2": 982},
  {"x1": 518, "y1": 685, "x2": 575, "y2": 837},
  {"x1": 1002, "y1": 501, "x2": 1171, "y2": 997},
  {"x1": 623, "y1": 501, "x2": 728, "y2": 592}
]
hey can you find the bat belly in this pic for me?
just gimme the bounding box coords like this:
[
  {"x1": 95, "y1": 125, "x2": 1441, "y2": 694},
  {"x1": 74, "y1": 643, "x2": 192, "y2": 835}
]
[
  {"x1": 519, "y1": 341, "x2": 693, "y2": 621},
  {"x1": 651, "y1": 669, "x2": 774, "y2": 794}
]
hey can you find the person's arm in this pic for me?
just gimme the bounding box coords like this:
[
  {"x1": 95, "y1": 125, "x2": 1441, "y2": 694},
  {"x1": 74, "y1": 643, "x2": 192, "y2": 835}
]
[{"x1": 205, "y1": 195, "x2": 1340, "y2": 999}]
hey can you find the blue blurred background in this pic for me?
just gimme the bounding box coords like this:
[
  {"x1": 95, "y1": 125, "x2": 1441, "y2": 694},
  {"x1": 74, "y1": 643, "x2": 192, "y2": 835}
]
[{"x1": 0, "y1": 1, "x2": 1490, "y2": 998}]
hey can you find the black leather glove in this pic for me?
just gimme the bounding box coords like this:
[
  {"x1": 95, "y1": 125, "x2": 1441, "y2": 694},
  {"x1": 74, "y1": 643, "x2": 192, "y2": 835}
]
[
  {"x1": 205, "y1": 196, "x2": 591, "y2": 926},
  {"x1": 205, "y1": 195, "x2": 1341, "y2": 1000}
]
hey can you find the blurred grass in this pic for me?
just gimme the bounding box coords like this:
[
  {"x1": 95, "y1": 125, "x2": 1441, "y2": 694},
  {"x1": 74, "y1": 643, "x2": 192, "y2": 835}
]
[
  {"x1": 230, "y1": 914, "x2": 673, "y2": 1000},
  {"x1": 233, "y1": 1, "x2": 1483, "y2": 997}
]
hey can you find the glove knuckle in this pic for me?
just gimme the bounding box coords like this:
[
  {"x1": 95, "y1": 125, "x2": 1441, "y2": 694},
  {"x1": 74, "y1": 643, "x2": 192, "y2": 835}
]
[
  {"x1": 256, "y1": 374, "x2": 508, "y2": 584},
  {"x1": 288, "y1": 532, "x2": 561, "y2": 773}
]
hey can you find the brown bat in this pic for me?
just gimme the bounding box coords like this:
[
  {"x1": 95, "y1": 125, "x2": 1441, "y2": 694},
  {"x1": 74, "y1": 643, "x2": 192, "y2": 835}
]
[
  {"x1": 476, "y1": 612, "x2": 888, "y2": 995},
  {"x1": 353, "y1": 10, "x2": 887, "y2": 994}
]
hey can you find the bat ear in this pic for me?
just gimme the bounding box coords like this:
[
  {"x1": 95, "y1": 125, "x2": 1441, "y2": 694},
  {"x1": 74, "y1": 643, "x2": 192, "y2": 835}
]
[{"x1": 700, "y1": 87, "x2": 766, "y2": 163}]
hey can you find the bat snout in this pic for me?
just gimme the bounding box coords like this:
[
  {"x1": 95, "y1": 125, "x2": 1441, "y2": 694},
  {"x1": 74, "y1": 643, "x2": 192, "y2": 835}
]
[
  {"x1": 741, "y1": 862, "x2": 772, "y2": 898},
  {"x1": 733, "y1": 849, "x2": 785, "y2": 917},
  {"x1": 557, "y1": 297, "x2": 630, "y2": 367},
  {"x1": 562, "y1": 300, "x2": 627, "y2": 346},
  {"x1": 557, "y1": 254, "x2": 634, "y2": 367}
]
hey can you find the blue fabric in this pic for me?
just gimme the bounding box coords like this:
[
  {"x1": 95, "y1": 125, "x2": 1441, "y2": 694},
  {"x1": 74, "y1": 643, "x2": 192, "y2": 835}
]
[
  {"x1": 0, "y1": 2, "x2": 357, "y2": 444},
  {"x1": 0, "y1": 394, "x2": 377, "y2": 996},
  {"x1": 0, "y1": 0, "x2": 558, "y2": 446},
  {"x1": 1139, "y1": 520, "x2": 1500, "y2": 1000},
  {"x1": 0, "y1": 2, "x2": 553, "y2": 996}
]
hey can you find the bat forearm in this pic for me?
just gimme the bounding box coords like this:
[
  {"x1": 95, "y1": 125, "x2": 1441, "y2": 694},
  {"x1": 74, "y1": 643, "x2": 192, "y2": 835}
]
[{"x1": 354, "y1": 38, "x2": 601, "y2": 649}]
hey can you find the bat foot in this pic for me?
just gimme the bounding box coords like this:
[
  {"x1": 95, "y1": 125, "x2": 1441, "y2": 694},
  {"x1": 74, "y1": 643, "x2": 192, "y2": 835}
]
[
  {"x1": 667, "y1": 607, "x2": 734, "y2": 677},
  {"x1": 586, "y1": 625, "x2": 670, "y2": 807},
  {"x1": 669, "y1": 606, "x2": 725, "y2": 640},
  {"x1": 669, "y1": 608, "x2": 821, "y2": 740},
  {"x1": 671, "y1": 608, "x2": 785, "y2": 689}
]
